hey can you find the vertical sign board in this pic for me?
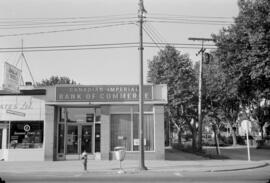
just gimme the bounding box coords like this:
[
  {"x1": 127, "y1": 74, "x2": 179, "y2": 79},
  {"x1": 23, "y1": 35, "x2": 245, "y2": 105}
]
[
  {"x1": 0, "y1": 62, "x2": 21, "y2": 93},
  {"x1": 241, "y1": 119, "x2": 252, "y2": 161}
]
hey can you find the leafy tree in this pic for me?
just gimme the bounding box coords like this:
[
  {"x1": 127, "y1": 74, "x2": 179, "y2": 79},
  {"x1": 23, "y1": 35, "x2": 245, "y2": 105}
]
[
  {"x1": 212, "y1": 0, "x2": 270, "y2": 138},
  {"x1": 202, "y1": 53, "x2": 240, "y2": 146},
  {"x1": 250, "y1": 100, "x2": 270, "y2": 138},
  {"x1": 36, "y1": 76, "x2": 77, "y2": 86},
  {"x1": 148, "y1": 46, "x2": 199, "y2": 150}
]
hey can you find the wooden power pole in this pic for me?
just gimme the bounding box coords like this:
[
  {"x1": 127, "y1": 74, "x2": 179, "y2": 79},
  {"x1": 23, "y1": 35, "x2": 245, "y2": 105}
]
[
  {"x1": 138, "y1": 0, "x2": 147, "y2": 170},
  {"x1": 188, "y1": 37, "x2": 213, "y2": 151}
]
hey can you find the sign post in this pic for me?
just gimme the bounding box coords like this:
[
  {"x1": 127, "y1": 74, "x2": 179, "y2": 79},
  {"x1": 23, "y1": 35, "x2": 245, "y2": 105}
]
[{"x1": 242, "y1": 120, "x2": 251, "y2": 161}]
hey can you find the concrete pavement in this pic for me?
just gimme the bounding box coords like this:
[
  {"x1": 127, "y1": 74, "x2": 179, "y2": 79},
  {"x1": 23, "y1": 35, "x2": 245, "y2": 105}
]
[{"x1": 0, "y1": 160, "x2": 268, "y2": 174}]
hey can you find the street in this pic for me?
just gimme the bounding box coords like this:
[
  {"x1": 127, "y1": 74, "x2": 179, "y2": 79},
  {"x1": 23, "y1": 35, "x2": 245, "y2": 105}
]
[{"x1": 1, "y1": 165, "x2": 270, "y2": 183}]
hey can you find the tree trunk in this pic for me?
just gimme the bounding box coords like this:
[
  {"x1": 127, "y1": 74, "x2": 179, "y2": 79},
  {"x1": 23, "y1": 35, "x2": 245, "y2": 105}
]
[
  {"x1": 177, "y1": 129, "x2": 182, "y2": 145},
  {"x1": 229, "y1": 123, "x2": 237, "y2": 146},
  {"x1": 214, "y1": 129, "x2": 220, "y2": 155},
  {"x1": 192, "y1": 130, "x2": 197, "y2": 151},
  {"x1": 261, "y1": 125, "x2": 264, "y2": 139},
  {"x1": 231, "y1": 128, "x2": 237, "y2": 146}
]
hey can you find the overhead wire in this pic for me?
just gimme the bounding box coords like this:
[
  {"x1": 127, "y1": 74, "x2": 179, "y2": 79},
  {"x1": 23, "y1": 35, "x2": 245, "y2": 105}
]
[
  {"x1": 144, "y1": 23, "x2": 166, "y2": 48},
  {"x1": 0, "y1": 13, "x2": 135, "y2": 21},
  {"x1": 146, "y1": 23, "x2": 167, "y2": 44},
  {"x1": 0, "y1": 22, "x2": 135, "y2": 37},
  {"x1": 149, "y1": 13, "x2": 234, "y2": 20},
  {"x1": 148, "y1": 17, "x2": 233, "y2": 24},
  {"x1": 143, "y1": 25, "x2": 164, "y2": 50},
  {"x1": 0, "y1": 20, "x2": 137, "y2": 29},
  {"x1": 147, "y1": 20, "x2": 232, "y2": 26},
  {"x1": 143, "y1": 26, "x2": 163, "y2": 50},
  {"x1": 0, "y1": 42, "x2": 216, "y2": 53},
  {"x1": 0, "y1": 18, "x2": 137, "y2": 28}
]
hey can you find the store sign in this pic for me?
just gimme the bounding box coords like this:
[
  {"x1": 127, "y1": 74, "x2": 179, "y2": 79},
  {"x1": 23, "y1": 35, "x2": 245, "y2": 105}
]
[
  {"x1": 86, "y1": 113, "x2": 94, "y2": 122},
  {"x1": 56, "y1": 85, "x2": 153, "y2": 102},
  {"x1": 0, "y1": 96, "x2": 45, "y2": 121},
  {"x1": 133, "y1": 138, "x2": 146, "y2": 146},
  {"x1": 2, "y1": 62, "x2": 21, "y2": 93}
]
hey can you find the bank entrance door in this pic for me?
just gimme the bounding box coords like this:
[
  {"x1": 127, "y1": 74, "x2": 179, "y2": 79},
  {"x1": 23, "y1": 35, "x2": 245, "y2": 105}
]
[{"x1": 66, "y1": 124, "x2": 93, "y2": 158}]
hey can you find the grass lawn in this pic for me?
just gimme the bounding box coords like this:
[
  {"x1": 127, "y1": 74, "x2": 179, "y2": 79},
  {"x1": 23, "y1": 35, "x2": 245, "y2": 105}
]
[
  {"x1": 204, "y1": 146, "x2": 270, "y2": 161},
  {"x1": 165, "y1": 146, "x2": 270, "y2": 161},
  {"x1": 165, "y1": 147, "x2": 208, "y2": 161}
]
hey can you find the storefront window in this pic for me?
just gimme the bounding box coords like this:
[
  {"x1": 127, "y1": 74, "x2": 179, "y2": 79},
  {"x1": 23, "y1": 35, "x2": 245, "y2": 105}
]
[
  {"x1": 9, "y1": 121, "x2": 43, "y2": 149},
  {"x1": 66, "y1": 108, "x2": 95, "y2": 123},
  {"x1": 110, "y1": 114, "x2": 154, "y2": 151},
  {"x1": 110, "y1": 114, "x2": 131, "y2": 151},
  {"x1": 133, "y1": 114, "x2": 154, "y2": 151}
]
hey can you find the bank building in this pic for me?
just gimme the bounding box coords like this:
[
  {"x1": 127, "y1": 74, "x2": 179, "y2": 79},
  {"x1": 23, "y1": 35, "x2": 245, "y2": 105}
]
[{"x1": 0, "y1": 64, "x2": 167, "y2": 161}]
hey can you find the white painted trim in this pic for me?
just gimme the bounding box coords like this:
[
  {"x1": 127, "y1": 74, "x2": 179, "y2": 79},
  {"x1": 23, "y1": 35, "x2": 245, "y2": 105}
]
[{"x1": 46, "y1": 101, "x2": 167, "y2": 106}]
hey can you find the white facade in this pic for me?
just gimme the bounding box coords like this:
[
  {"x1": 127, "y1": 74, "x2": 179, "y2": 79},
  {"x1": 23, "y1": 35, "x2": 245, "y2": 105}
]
[{"x1": 0, "y1": 95, "x2": 45, "y2": 161}]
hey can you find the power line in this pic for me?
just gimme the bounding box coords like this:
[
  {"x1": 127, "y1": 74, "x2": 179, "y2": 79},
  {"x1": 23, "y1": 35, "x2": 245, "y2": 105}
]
[
  {"x1": 0, "y1": 20, "x2": 137, "y2": 29},
  {"x1": 0, "y1": 46, "x2": 216, "y2": 53},
  {"x1": 148, "y1": 17, "x2": 233, "y2": 24},
  {"x1": 149, "y1": 13, "x2": 234, "y2": 20},
  {"x1": 0, "y1": 42, "x2": 216, "y2": 50},
  {"x1": 0, "y1": 42, "x2": 139, "y2": 50},
  {"x1": 143, "y1": 26, "x2": 163, "y2": 50},
  {"x1": 147, "y1": 20, "x2": 232, "y2": 26},
  {"x1": 144, "y1": 23, "x2": 166, "y2": 48},
  {"x1": 0, "y1": 18, "x2": 137, "y2": 28},
  {"x1": 0, "y1": 42, "x2": 216, "y2": 53},
  {"x1": 0, "y1": 45, "x2": 140, "y2": 53},
  {"x1": 146, "y1": 23, "x2": 167, "y2": 44},
  {"x1": 0, "y1": 13, "x2": 135, "y2": 21},
  {"x1": 0, "y1": 22, "x2": 135, "y2": 37}
]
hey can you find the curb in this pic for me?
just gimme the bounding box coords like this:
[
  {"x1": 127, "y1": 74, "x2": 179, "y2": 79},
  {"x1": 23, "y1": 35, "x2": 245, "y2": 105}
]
[
  {"x1": 0, "y1": 162, "x2": 268, "y2": 175},
  {"x1": 210, "y1": 162, "x2": 269, "y2": 172}
]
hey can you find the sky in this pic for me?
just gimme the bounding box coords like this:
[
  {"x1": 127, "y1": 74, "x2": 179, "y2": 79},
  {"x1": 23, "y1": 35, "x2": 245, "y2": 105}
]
[{"x1": 0, "y1": 0, "x2": 239, "y2": 85}]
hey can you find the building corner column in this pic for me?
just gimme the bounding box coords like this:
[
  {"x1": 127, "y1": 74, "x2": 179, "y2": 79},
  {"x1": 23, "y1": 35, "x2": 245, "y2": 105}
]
[
  {"x1": 100, "y1": 105, "x2": 110, "y2": 160},
  {"x1": 154, "y1": 105, "x2": 165, "y2": 159},
  {"x1": 44, "y1": 105, "x2": 55, "y2": 161}
]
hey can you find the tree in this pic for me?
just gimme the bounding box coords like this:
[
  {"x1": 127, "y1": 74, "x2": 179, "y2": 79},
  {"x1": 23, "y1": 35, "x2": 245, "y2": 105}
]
[
  {"x1": 250, "y1": 100, "x2": 270, "y2": 138},
  {"x1": 199, "y1": 52, "x2": 240, "y2": 146},
  {"x1": 36, "y1": 76, "x2": 77, "y2": 86},
  {"x1": 212, "y1": 0, "x2": 270, "y2": 138},
  {"x1": 148, "y1": 46, "x2": 199, "y2": 150}
]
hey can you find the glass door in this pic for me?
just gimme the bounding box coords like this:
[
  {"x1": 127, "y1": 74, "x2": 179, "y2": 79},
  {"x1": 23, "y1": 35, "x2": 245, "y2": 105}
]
[
  {"x1": 66, "y1": 124, "x2": 93, "y2": 155},
  {"x1": 81, "y1": 125, "x2": 92, "y2": 154},
  {"x1": 66, "y1": 125, "x2": 78, "y2": 154}
]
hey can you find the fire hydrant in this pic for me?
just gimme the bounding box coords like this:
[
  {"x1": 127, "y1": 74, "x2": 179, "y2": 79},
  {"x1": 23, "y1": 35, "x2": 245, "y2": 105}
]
[{"x1": 81, "y1": 150, "x2": 88, "y2": 171}]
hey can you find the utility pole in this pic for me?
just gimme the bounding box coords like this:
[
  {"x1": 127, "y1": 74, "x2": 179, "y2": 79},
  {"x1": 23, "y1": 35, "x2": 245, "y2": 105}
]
[
  {"x1": 188, "y1": 37, "x2": 213, "y2": 151},
  {"x1": 138, "y1": 0, "x2": 147, "y2": 170}
]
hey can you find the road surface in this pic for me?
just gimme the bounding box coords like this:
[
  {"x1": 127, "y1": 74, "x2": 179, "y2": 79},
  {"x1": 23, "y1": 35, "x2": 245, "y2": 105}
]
[{"x1": 1, "y1": 165, "x2": 270, "y2": 183}]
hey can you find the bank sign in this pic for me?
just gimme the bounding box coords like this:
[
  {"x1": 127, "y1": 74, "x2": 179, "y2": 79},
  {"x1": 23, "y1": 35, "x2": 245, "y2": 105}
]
[{"x1": 56, "y1": 85, "x2": 153, "y2": 102}]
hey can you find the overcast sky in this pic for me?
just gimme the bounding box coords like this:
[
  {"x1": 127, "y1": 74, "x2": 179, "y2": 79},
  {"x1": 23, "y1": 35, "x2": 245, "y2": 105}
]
[{"x1": 0, "y1": 0, "x2": 239, "y2": 85}]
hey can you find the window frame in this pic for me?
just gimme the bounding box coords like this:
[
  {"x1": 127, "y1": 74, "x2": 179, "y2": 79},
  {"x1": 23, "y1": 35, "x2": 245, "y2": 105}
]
[
  {"x1": 8, "y1": 120, "x2": 44, "y2": 149},
  {"x1": 110, "y1": 105, "x2": 155, "y2": 152}
]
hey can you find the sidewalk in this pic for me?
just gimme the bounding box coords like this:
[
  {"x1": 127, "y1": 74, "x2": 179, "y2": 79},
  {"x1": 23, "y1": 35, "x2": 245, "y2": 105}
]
[{"x1": 0, "y1": 160, "x2": 268, "y2": 174}]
